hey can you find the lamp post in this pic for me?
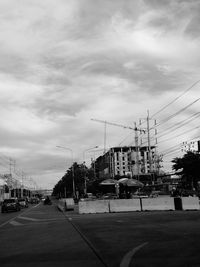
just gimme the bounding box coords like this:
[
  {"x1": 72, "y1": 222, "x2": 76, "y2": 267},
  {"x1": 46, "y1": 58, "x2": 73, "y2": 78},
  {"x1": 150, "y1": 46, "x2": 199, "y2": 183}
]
[
  {"x1": 56, "y1": 146, "x2": 75, "y2": 198},
  {"x1": 83, "y1": 146, "x2": 98, "y2": 195}
]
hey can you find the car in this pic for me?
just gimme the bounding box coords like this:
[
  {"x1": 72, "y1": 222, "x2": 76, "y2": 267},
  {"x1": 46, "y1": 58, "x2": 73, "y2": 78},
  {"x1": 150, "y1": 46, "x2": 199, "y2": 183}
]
[
  {"x1": 43, "y1": 196, "x2": 52, "y2": 205},
  {"x1": 18, "y1": 198, "x2": 28, "y2": 208},
  {"x1": 1, "y1": 198, "x2": 21, "y2": 213},
  {"x1": 30, "y1": 197, "x2": 39, "y2": 204}
]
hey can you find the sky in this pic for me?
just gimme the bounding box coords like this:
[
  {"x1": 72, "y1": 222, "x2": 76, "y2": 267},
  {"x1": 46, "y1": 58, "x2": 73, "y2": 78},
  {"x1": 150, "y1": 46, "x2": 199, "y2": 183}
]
[{"x1": 0, "y1": 0, "x2": 200, "y2": 189}]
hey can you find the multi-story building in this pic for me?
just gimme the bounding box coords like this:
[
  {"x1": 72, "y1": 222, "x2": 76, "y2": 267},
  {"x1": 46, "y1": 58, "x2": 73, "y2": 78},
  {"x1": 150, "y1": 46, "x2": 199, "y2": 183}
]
[
  {"x1": 182, "y1": 140, "x2": 200, "y2": 153},
  {"x1": 95, "y1": 146, "x2": 160, "y2": 179}
]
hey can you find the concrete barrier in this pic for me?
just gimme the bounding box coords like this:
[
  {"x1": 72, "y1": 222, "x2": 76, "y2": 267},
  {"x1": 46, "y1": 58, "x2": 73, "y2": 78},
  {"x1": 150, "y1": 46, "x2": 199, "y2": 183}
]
[
  {"x1": 57, "y1": 199, "x2": 66, "y2": 211},
  {"x1": 141, "y1": 197, "x2": 175, "y2": 211},
  {"x1": 181, "y1": 197, "x2": 200, "y2": 210},
  {"x1": 65, "y1": 198, "x2": 74, "y2": 210},
  {"x1": 109, "y1": 199, "x2": 141, "y2": 212},
  {"x1": 57, "y1": 198, "x2": 75, "y2": 211},
  {"x1": 78, "y1": 200, "x2": 109, "y2": 214}
]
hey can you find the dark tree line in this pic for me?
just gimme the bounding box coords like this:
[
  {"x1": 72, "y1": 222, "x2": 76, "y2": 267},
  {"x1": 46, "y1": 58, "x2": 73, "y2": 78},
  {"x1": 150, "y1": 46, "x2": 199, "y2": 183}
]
[
  {"x1": 53, "y1": 151, "x2": 200, "y2": 198},
  {"x1": 172, "y1": 151, "x2": 200, "y2": 190},
  {"x1": 52, "y1": 162, "x2": 100, "y2": 198}
]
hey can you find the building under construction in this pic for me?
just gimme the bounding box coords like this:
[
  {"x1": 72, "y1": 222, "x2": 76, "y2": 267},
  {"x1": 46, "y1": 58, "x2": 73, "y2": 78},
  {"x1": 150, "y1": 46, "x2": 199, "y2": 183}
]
[{"x1": 94, "y1": 146, "x2": 161, "y2": 180}]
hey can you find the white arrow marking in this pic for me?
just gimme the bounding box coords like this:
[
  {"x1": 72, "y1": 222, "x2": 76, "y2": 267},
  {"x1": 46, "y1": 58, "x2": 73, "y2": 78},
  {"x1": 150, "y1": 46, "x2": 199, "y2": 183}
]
[{"x1": 120, "y1": 242, "x2": 148, "y2": 267}]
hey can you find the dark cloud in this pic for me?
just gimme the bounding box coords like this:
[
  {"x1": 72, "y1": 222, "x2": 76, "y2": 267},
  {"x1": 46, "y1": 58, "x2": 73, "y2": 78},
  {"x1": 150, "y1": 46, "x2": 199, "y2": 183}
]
[
  {"x1": 43, "y1": 73, "x2": 72, "y2": 86},
  {"x1": 78, "y1": 51, "x2": 185, "y2": 96},
  {"x1": 143, "y1": 0, "x2": 200, "y2": 39},
  {"x1": 18, "y1": 153, "x2": 68, "y2": 175},
  {"x1": 0, "y1": 51, "x2": 29, "y2": 78},
  {"x1": 142, "y1": 0, "x2": 173, "y2": 9},
  {"x1": 184, "y1": 14, "x2": 200, "y2": 39},
  {"x1": 33, "y1": 98, "x2": 87, "y2": 117},
  {"x1": 66, "y1": 0, "x2": 144, "y2": 39},
  {"x1": 148, "y1": 16, "x2": 176, "y2": 32}
]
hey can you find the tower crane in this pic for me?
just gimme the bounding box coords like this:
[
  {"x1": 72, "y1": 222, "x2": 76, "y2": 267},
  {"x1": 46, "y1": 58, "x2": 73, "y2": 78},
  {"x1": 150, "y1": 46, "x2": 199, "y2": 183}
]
[{"x1": 91, "y1": 118, "x2": 145, "y2": 177}]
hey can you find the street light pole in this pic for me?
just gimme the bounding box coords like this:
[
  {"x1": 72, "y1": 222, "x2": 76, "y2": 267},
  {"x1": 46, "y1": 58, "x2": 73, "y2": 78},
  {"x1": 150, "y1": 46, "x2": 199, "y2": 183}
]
[
  {"x1": 56, "y1": 146, "x2": 75, "y2": 198},
  {"x1": 83, "y1": 146, "x2": 98, "y2": 195}
]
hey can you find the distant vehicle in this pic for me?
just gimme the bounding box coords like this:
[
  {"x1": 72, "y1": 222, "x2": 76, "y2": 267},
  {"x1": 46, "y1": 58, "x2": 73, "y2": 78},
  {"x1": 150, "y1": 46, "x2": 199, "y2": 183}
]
[
  {"x1": 30, "y1": 197, "x2": 39, "y2": 204},
  {"x1": 18, "y1": 198, "x2": 28, "y2": 208},
  {"x1": 41, "y1": 197, "x2": 45, "y2": 202},
  {"x1": 43, "y1": 196, "x2": 52, "y2": 205},
  {"x1": 1, "y1": 198, "x2": 21, "y2": 213},
  {"x1": 87, "y1": 193, "x2": 93, "y2": 198}
]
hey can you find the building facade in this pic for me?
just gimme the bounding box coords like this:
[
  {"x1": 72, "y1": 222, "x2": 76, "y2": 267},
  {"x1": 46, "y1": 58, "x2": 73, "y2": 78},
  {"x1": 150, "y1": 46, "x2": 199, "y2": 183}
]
[
  {"x1": 182, "y1": 140, "x2": 200, "y2": 153},
  {"x1": 95, "y1": 146, "x2": 160, "y2": 179}
]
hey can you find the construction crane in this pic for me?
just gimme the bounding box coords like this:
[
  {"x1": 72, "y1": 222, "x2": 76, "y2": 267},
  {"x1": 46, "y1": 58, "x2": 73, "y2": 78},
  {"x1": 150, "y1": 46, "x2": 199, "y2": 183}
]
[{"x1": 91, "y1": 118, "x2": 145, "y2": 176}]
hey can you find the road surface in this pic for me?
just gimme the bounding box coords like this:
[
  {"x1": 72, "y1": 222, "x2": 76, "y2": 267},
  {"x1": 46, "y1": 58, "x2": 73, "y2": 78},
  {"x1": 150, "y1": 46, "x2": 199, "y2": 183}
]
[{"x1": 1, "y1": 200, "x2": 200, "y2": 267}]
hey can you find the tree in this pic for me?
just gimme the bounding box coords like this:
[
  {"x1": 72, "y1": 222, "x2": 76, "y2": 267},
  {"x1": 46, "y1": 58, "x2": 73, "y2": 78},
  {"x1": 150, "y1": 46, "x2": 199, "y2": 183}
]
[
  {"x1": 172, "y1": 152, "x2": 200, "y2": 190},
  {"x1": 52, "y1": 162, "x2": 92, "y2": 198}
]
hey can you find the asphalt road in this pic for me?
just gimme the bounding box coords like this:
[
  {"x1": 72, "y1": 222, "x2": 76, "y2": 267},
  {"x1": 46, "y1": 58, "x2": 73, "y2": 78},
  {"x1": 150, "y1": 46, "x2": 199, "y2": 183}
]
[
  {"x1": 0, "y1": 202, "x2": 105, "y2": 267},
  {"x1": 0, "y1": 200, "x2": 200, "y2": 267}
]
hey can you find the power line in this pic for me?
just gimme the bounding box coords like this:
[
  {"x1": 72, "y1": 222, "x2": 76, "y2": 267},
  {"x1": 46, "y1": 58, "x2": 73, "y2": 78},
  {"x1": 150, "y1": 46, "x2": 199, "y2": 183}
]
[
  {"x1": 157, "y1": 112, "x2": 200, "y2": 139},
  {"x1": 159, "y1": 124, "x2": 200, "y2": 144},
  {"x1": 160, "y1": 143, "x2": 181, "y2": 154},
  {"x1": 151, "y1": 80, "x2": 200, "y2": 118},
  {"x1": 155, "y1": 97, "x2": 200, "y2": 128}
]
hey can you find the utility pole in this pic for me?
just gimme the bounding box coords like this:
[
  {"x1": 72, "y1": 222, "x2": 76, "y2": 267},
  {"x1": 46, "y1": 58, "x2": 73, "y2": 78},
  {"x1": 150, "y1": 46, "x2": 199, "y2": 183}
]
[
  {"x1": 21, "y1": 171, "x2": 24, "y2": 198},
  {"x1": 134, "y1": 122, "x2": 140, "y2": 179},
  {"x1": 147, "y1": 110, "x2": 153, "y2": 173},
  {"x1": 139, "y1": 111, "x2": 159, "y2": 179},
  {"x1": 83, "y1": 146, "x2": 98, "y2": 195},
  {"x1": 9, "y1": 158, "x2": 12, "y2": 175},
  {"x1": 104, "y1": 121, "x2": 107, "y2": 154}
]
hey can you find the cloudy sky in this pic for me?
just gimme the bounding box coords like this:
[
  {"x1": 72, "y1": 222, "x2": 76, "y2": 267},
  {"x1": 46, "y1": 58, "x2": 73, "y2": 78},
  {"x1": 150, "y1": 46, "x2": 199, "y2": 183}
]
[{"x1": 0, "y1": 0, "x2": 200, "y2": 189}]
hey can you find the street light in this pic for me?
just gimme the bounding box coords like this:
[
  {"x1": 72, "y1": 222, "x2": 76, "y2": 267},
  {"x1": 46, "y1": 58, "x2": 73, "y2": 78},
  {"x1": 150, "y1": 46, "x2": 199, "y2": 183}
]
[
  {"x1": 83, "y1": 146, "x2": 98, "y2": 195},
  {"x1": 56, "y1": 146, "x2": 75, "y2": 198}
]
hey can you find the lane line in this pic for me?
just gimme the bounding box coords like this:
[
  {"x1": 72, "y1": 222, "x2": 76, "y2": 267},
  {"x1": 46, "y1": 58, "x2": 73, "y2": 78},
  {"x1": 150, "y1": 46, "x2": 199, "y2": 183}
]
[
  {"x1": 0, "y1": 203, "x2": 41, "y2": 228},
  {"x1": 18, "y1": 216, "x2": 66, "y2": 222},
  {"x1": 62, "y1": 211, "x2": 109, "y2": 267},
  {"x1": 18, "y1": 216, "x2": 39, "y2": 221},
  {"x1": 120, "y1": 242, "x2": 148, "y2": 267},
  {"x1": 9, "y1": 220, "x2": 23, "y2": 226}
]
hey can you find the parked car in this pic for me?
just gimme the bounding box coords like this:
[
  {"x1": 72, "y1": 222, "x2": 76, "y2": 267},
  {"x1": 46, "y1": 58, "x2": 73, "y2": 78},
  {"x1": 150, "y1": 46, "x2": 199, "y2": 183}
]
[
  {"x1": 1, "y1": 198, "x2": 21, "y2": 213},
  {"x1": 18, "y1": 198, "x2": 28, "y2": 208}
]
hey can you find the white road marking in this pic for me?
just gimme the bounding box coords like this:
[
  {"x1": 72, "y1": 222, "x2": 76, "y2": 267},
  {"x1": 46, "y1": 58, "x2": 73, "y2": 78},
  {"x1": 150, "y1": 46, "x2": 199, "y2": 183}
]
[
  {"x1": 9, "y1": 220, "x2": 23, "y2": 226},
  {"x1": 18, "y1": 216, "x2": 39, "y2": 221},
  {"x1": 120, "y1": 242, "x2": 148, "y2": 267},
  {"x1": 0, "y1": 203, "x2": 40, "y2": 228}
]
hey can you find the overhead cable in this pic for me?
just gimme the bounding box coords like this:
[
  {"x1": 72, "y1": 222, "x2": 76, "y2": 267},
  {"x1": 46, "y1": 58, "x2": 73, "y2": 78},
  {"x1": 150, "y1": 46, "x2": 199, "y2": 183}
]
[
  {"x1": 157, "y1": 112, "x2": 200, "y2": 139},
  {"x1": 155, "y1": 97, "x2": 200, "y2": 128},
  {"x1": 151, "y1": 79, "x2": 200, "y2": 118}
]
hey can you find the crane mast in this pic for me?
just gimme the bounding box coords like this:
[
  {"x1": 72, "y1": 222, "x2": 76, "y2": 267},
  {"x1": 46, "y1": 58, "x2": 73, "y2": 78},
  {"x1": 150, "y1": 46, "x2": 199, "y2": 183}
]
[{"x1": 91, "y1": 118, "x2": 145, "y2": 177}]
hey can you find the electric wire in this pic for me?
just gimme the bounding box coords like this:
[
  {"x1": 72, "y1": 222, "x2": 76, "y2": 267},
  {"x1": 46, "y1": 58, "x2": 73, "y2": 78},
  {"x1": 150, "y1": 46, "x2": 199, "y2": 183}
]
[
  {"x1": 160, "y1": 143, "x2": 182, "y2": 155},
  {"x1": 154, "y1": 97, "x2": 200, "y2": 128},
  {"x1": 159, "y1": 125, "x2": 200, "y2": 144},
  {"x1": 157, "y1": 112, "x2": 200, "y2": 139},
  {"x1": 150, "y1": 79, "x2": 200, "y2": 118}
]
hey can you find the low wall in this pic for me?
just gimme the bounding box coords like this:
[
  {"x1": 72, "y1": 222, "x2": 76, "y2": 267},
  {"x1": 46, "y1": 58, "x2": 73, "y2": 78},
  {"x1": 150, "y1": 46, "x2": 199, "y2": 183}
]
[
  {"x1": 78, "y1": 200, "x2": 110, "y2": 214},
  {"x1": 181, "y1": 197, "x2": 200, "y2": 210},
  {"x1": 76, "y1": 197, "x2": 200, "y2": 214},
  {"x1": 57, "y1": 199, "x2": 66, "y2": 211},
  {"x1": 65, "y1": 198, "x2": 74, "y2": 210},
  {"x1": 109, "y1": 199, "x2": 141, "y2": 212},
  {"x1": 141, "y1": 197, "x2": 175, "y2": 211},
  {"x1": 57, "y1": 198, "x2": 75, "y2": 211}
]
